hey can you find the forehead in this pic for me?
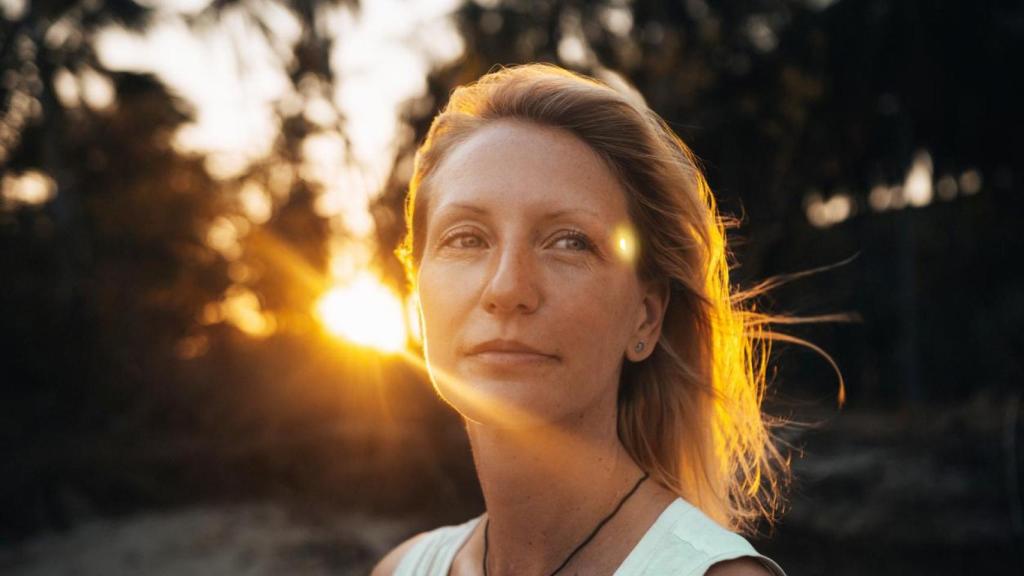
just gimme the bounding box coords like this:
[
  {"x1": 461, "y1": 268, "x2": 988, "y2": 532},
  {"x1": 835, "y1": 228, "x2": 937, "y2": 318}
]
[{"x1": 426, "y1": 119, "x2": 629, "y2": 223}]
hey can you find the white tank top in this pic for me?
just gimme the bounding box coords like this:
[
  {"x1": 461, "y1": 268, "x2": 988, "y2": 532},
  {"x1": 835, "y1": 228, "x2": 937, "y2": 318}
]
[{"x1": 394, "y1": 497, "x2": 787, "y2": 576}]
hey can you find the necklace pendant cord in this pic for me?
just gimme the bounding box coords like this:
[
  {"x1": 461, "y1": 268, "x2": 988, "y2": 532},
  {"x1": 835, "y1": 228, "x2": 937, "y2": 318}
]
[{"x1": 482, "y1": 471, "x2": 649, "y2": 576}]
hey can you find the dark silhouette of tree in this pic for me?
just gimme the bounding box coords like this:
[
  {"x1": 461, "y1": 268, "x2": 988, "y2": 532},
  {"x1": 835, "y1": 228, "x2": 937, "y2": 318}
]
[{"x1": 0, "y1": 0, "x2": 382, "y2": 538}]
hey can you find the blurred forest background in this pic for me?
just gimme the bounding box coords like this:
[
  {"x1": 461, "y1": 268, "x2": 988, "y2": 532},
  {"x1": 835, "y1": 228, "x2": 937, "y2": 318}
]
[{"x1": 2, "y1": 0, "x2": 1023, "y2": 574}]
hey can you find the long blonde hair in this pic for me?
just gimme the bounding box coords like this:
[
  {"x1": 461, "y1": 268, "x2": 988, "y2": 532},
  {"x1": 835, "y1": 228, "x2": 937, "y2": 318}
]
[{"x1": 394, "y1": 62, "x2": 844, "y2": 535}]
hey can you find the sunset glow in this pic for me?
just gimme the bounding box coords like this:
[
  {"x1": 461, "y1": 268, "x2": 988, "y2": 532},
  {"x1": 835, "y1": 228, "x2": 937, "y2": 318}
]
[{"x1": 316, "y1": 273, "x2": 407, "y2": 352}]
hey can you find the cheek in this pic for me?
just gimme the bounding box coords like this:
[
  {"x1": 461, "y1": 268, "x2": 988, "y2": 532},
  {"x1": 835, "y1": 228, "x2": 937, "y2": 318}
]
[
  {"x1": 416, "y1": 264, "x2": 470, "y2": 352},
  {"x1": 552, "y1": 274, "x2": 636, "y2": 353},
  {"x1": 417, "y1": 268, "x2": 446, "y2": 338}
]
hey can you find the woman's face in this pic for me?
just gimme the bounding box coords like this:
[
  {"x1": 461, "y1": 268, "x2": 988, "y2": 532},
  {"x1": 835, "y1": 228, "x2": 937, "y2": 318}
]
[{"x1": 416, "y1": 119, "x2": 666, "y2": 429}]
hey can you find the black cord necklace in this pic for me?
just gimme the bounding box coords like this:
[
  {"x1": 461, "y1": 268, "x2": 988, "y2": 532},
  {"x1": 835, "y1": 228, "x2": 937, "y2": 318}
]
[{"x1": 482, "y1": 471, "x2": 649, "y2": 576}]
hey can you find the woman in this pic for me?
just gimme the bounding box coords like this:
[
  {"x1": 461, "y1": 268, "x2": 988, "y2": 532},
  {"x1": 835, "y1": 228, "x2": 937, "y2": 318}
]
[{"x1": 375, "y1": 62, "x2": 802, "y2": 575}]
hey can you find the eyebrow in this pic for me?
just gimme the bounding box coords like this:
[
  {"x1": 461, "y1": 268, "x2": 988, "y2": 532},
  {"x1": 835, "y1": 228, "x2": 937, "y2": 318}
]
[{"x1": 435, "y1": 202, "x2": 601, "y2": 221}]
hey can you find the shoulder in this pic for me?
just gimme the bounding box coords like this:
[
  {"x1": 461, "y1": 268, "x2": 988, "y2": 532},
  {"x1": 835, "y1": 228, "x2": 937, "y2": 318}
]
[
  {"x1": 370, "y1": 531, "x2": 430, "y2": 576},
  {"x1": 704, "y1": 557, "x2": 775, "y2": 576},
  {"x1": 636, "y1": 499, "x2": 785, "y2": 576},
  {"x1": 661, "y1": 499, "x2": 758, "y2": 557}
]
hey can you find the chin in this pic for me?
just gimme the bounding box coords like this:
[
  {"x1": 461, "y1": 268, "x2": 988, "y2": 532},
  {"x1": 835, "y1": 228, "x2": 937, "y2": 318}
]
[{"x1": 431, "y1": 367, "x2": 565, "y2": 430}]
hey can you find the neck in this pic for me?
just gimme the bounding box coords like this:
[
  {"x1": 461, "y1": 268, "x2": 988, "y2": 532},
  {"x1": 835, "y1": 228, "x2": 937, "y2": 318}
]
[{"x1": 466, "y1": 389, "x2": 644, "y2": 575}]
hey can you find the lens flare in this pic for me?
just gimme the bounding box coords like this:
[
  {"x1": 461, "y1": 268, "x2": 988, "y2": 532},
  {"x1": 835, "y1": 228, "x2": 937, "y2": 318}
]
[{"x1": 612, "y1": 222, "x2": 638, "y2": 264}]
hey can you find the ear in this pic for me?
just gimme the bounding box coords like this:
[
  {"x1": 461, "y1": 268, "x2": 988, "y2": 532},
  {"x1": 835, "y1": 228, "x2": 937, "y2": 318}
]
[{"x1": 627, "y1": 278, "x2": 670, "y2": 362}]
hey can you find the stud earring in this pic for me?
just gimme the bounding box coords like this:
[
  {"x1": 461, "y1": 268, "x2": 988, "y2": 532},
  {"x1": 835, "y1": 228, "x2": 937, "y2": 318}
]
[{"x1": 634, "y1": 341, "x2": 645, "y2": 353}]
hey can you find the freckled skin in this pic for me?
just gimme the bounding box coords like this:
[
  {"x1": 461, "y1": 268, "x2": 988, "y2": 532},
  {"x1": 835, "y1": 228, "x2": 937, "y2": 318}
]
[{"x1": 416, "y1": 119, "x2": 653, "y2": 428}]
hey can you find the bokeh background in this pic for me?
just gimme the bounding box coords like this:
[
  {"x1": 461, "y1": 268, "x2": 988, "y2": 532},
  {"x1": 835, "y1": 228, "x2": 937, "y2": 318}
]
[{"x1": 2, "y1": 0, "x2": 1022, "y2": 574}]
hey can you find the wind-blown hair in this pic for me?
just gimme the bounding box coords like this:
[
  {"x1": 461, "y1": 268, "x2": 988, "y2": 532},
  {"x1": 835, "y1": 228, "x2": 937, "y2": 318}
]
[{"x1": 394, "y1": 63, "x2": 843, "y2": 535}]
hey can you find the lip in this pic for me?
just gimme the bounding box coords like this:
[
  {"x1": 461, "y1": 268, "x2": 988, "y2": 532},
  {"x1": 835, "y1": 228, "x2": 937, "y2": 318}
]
[
  {"x1": 468, "y1": 350, "x2": 559, "y2": 367},
  {"x1": 465, "y1": 339, "x2": 559, "y2": 367},
  {"x1": 466, "y1": 339, "x2": 557, "y2": 358}
]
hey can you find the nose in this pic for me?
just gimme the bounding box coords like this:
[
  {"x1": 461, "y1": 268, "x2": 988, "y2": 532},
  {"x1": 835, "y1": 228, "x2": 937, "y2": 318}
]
[{"x1": 481, "y1": 242, "x2": 541, "y2": 315}]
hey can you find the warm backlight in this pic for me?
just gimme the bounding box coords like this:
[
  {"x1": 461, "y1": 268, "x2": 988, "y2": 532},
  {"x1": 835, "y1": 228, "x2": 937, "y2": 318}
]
[{"x1": 316, "y1": 273, "x2": 407, "y2": 353}]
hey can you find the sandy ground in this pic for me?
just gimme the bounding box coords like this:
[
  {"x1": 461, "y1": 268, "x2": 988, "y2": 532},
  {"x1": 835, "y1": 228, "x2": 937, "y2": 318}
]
[{"x1": 0, "y1": 503, "x2": 413, "y2": 576}]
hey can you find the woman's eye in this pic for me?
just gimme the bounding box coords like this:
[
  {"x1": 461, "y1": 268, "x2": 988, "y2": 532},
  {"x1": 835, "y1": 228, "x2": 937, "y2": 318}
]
[
  {"x1": 441, "y1": 232, "x2": 485, "y2": 249},
  {"x1": 553, "y1": 231, "x2": 594, "y2": 252}
]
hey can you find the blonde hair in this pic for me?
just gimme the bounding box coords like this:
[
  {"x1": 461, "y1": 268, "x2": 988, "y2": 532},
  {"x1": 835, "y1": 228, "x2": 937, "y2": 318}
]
[{"x1": 395, "y1": 63, "x2": 844, "y2": 535}]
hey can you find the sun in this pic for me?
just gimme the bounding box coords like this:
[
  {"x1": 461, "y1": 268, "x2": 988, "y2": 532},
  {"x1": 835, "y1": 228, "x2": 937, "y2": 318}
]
[{"x1": 316, "y1": 273, "x2": 407, "y2": 353}]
